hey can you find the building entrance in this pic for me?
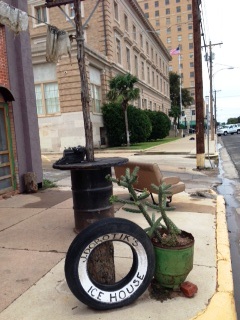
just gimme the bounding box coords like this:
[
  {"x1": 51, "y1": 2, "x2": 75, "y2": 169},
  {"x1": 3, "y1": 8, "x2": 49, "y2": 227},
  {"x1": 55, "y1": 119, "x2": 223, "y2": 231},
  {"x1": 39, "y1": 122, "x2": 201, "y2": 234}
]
[{"x1": 0, "y1": 103, "x2": 13, "y2": 194}]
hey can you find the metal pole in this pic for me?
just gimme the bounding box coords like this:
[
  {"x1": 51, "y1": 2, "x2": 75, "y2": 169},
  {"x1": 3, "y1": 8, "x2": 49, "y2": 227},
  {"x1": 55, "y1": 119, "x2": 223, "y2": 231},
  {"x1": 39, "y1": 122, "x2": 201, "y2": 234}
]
[
  {"x1": 209, "y1": 41, "x2": 214, "y2": 141},
  {"x1": 179, "y1": 53, "x2": 183, "y2": 125}
]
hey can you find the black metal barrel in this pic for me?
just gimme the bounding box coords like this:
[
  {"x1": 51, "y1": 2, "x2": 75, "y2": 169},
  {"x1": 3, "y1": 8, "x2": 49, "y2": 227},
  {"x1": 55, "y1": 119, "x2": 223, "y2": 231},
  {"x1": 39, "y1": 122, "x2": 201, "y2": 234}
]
[
  {"x1": 71, "y1": 167, "x2": 113, "y2": 232},
  {"x1": 53, "y1": 157, "x2": 128, "y2": 233}
]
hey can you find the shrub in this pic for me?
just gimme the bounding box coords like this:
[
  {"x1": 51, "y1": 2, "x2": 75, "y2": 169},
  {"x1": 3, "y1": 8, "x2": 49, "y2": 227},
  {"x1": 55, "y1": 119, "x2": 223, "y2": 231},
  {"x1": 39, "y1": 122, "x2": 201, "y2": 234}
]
[
  {"x1": 144, "y1": 110, "x2": 171, "y2": 140},
  {"x1": 102, "y1": 103, "x2": 152, "y2": 146},
  {"x1": 102, "y1": 103, "x2": 125, "y2": 147},
  {"x1": 128, "y1": 105, "x2": 152, "y2": 143}
]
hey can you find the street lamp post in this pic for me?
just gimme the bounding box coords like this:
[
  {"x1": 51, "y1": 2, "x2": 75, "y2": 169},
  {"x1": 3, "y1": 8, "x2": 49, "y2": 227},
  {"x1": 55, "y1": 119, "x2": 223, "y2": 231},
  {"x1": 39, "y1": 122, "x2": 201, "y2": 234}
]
[{"x1": 210, "y1": 66, "x2": 234, "y2": 138}]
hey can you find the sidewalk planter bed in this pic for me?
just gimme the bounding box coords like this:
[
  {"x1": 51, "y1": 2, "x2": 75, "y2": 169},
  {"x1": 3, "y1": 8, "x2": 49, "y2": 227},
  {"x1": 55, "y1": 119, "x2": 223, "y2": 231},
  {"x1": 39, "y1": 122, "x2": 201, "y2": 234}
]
[{"x1": 107, "y1": 165, "x2": 194, "y2": 290}]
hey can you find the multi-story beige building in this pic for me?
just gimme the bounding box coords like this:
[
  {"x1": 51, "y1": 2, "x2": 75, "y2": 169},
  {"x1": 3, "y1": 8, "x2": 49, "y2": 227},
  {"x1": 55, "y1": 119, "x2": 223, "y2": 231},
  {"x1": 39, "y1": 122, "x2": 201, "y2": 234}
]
[
  {"x1": 28, "y1": 0, "x2": 171, "y2": 152},
  {"x1": 137, "y1": 0, "x2": 196, "y2": 128}
]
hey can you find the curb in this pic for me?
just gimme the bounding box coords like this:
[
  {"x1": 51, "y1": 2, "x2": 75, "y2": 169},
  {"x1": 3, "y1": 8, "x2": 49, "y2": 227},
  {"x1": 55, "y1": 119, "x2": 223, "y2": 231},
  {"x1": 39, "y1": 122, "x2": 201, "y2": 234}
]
[{"x1": 191, "y1": 195, "x2": 237, "y2": 320}]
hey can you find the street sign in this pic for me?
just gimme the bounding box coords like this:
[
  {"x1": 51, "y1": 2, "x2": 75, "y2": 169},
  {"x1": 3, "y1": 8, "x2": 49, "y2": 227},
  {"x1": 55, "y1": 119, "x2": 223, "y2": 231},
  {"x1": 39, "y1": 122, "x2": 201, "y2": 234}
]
[{"x1": 45, "y1": 0, "x2": 84, "y2": 8}]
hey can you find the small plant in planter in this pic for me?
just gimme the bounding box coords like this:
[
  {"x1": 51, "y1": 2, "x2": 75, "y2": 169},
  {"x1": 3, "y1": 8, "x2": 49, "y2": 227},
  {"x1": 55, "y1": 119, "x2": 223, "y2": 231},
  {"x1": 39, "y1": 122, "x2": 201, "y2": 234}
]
[{"x1": 106, "y1": 166, "x2": 194, "y2": 290}]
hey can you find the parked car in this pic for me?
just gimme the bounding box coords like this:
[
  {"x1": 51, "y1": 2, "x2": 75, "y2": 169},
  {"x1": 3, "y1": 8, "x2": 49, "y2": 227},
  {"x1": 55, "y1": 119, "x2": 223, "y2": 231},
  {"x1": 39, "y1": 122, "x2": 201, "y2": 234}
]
[{"x1": 217, "y1": 124, "x2": 238, "y2": 136}]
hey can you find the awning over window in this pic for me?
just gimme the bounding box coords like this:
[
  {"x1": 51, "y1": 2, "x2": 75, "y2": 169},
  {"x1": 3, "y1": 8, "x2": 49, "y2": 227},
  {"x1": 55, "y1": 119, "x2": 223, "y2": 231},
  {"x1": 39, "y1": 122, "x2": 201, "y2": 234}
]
[{"x1": 0, "y1": 86, "x2": 15, "y2": 102}]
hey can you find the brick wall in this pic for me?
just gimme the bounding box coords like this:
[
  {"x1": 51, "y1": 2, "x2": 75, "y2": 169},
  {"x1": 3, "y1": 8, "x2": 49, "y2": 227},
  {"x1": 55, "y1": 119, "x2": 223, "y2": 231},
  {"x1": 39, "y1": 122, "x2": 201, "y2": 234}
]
[
  {"x1": 0, "y1": 26, "x2": 9, "y2": 86},
  {"x1": 0, "y1": 25, "x2": 19, "y2": 194}
]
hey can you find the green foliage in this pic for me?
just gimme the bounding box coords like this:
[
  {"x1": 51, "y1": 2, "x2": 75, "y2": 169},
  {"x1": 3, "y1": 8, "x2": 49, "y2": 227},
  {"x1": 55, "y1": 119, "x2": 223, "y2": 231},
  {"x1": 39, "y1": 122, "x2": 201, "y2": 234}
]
[
  {"x1": 169, "y1": 71, "x2": 194, "y2": 125},
  {"x1": 227, "y1": 117, "x2": 240, "y2": 124},
  {"x1": 42, "y1": 179, "x2": 57, "y2": 189},
  {"x1": 102, "y1": 103, "x2": 152, "y2": 146},
  {"x1": 145, "y1": 110, "x2": 171, "y2": 140},
  {"x1": 102, "y1": 103, "x2": 125, "y2": 146},
  {"x1": 107, "y1": 73, "x2": 140, "y2": 110},
  {"x1": 107, "y1": 73, "x2": 140, "y2": 146},
  {"x1": 128, "y1": 106, "x2": 152, "y2": 143},
  {"x1": 106, "y1": 167, "x2": 181, "y2": 246}
]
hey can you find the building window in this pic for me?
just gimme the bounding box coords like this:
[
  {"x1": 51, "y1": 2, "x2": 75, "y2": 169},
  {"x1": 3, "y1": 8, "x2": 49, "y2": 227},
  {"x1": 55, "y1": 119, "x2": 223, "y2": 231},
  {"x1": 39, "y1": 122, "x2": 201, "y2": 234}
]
[
  {"x1": 189, "y1": 42, "x2": 193, "y2": 49},
  {"x1": 166, "y1": 8, "x2": 170, "y2": 15},
  {"x1": 157, "y1": 74, "x2": 159, "y2": 89},
  {"x1": 167, "y1": 37, "x2": 171, "y2": 43},
  {"x1": 156, "y1": 20, "x2": 160, "y2": 26},
  {"x1": 190, "y1": 71, "x2": 195, "y2": 78},
  {"x1": 34, "y1": 5, "x2": 47, "y2": 25},
  {"x1": 144, "y1": 3, "x2": 149, "y2": 9},
  {"x1": 190, "y1": 62, "x2": 194, "y2": 68},
  {"x1": 191, "y1": 110, "x2": 196, "y2": 116},
  {"x1": 187, "y1": 4, "x2": 192, "y2": 10},
  {"x1": 176, "y1": 0, "x2": 180, "y2": 2},
  {"x1": 189, "y1": 52, "x2": 194, "y2": 59},
  {"x1": 167, "y1": 27, "x2": 171, "y2": 34},
  {"x1": 188, "y1": 14, "x2": 192, "y2": 21},
  {"x1": 116, "y1": 38, "x2": 121, "y2": 64},
  {"x1": 145, "y1": 12, "x2": 149, "y2": 19},
  {"x1": 35, "y1": 82, "x2": 60, "y2": 115},
  {"x1": 151, "y1": 47, "x2": 154, "y2": 59},
  {"x1": 152, "y1": 71, "x2": 155, "y2": 87},
  {"x1": 177, "y1": 35, "x2": 182, "y2": 41},
  {"x1": 177, "y1": 15, "x2": 181, "y2": 23},
  {"x1": 66, "y1": 3, "x2": 75, "y2": 18},
  {"x1": 176, "y1": 6, "x2": 181, "y2": 12},
  {"x1": 178, "y1": 44, "x2": 182, "y2": 50},
  {"x1": 147, "y1": 66, "x2": 150, "y2": 83},
  {"x1": 133, "y1": 24, "x2": 136, "y2": 40},
  {"x1": 165, "y1": 0, "x2": 170, "y2": 4},
  {"x1": 155, "y1": 10, "x2": 159, "y2": 17},
  {"x1": 90, "y1": 67, "x2": 102, "y2": 114},
  {"x1": 188, "y1": 33, "x2": 193, "y2": 40},
  {"x1": 140, "y1": 34, "x2": 143, "y2": 48},
  {"x1": 126, "y1": 47, "x2": 131, "y2": 71},
  {"x1": 155, "y1": 1, "x2": 159, "y2": 7},
  {"x1": 177, "y1": 25, "x2": 182, "y2": 32},
  {"x1": 124, "y1": 14, "x2": 128, "y2": 31},
  {"x1": 166, "y1": 18, "x2": 171, "y2": 25},
  {"x1": 114, "y1": 1, "x2": 119, "y2": 20},
  {"x1": 134, "y1": 55, "x2": 138, "y2": 76},
  {"x1": 146, "y1": 41, "x2": 149, "y2": 55},
  {"x1": 188, "y1": 24, "x2": 193, "y2": 30},
  {"x1": 141, "y1": 61, "x2": 145, "y2": 80}
]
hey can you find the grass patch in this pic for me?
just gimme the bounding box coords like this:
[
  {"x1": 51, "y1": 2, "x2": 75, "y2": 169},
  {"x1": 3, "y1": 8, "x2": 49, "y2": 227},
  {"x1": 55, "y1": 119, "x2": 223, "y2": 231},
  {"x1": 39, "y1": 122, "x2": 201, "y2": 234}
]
[
  {"x1": 108, "y1": 137, "x2": 180, "y2": 150},
  {"x1": 42, "y1": 179, "x2": 57, "y2": 189}
]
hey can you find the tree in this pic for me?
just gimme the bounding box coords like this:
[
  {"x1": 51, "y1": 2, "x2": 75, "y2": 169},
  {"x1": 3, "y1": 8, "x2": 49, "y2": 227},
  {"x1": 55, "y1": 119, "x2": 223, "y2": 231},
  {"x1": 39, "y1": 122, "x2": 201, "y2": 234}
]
[
  {"x1": 169, "y1": 71, "x2": 194, "y2": 127},
  {"x1": 107, "y1": 73, "x2": 140, "y2": 147}
]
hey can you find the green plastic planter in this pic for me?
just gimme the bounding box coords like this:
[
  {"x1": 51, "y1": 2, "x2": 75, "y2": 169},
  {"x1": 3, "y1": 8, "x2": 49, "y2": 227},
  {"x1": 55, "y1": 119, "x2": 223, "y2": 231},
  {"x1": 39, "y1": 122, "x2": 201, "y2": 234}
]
[{"x1": 153, "y1": 231, "x2": 194, "y2": 289}]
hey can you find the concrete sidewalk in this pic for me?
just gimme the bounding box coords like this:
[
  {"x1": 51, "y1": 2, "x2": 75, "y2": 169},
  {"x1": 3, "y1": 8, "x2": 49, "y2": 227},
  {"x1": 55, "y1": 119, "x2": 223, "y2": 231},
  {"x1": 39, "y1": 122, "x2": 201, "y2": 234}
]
[{"x1": 0, "y1": 136, "x2": 237, "y2": 319}]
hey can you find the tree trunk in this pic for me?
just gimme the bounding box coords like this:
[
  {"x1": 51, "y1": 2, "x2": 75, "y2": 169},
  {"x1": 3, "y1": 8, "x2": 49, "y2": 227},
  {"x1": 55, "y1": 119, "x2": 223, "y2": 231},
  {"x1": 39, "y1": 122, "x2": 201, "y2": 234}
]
[
  {"x1": 74, "y1": 0, "x2": 94, "y2": 162},
  {"x1": 124, "y1": 108, "x2": 130, "y2": 147},
  {"x1": 73, "y1": 0, "x2": 115, "y2": 284}
]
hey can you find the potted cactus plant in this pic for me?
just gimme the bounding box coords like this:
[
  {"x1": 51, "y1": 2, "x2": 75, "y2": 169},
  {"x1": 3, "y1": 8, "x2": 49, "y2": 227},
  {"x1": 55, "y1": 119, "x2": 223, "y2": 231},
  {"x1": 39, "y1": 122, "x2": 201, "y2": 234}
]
[{"x1": 106, "y1": 165, "x2": 194, "y2": 290}]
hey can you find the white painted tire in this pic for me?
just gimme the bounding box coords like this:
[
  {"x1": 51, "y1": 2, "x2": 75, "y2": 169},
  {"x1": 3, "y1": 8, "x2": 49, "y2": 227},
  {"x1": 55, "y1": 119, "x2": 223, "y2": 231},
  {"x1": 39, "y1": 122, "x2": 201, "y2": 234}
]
[{"x1": 65, "y1": 218, "x2": 155, "y2": 310}]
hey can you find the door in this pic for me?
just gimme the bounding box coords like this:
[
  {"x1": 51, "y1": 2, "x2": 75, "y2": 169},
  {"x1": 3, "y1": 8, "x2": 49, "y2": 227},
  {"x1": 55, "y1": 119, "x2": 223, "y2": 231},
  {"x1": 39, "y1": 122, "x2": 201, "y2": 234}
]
[{"x1": 0, "y1": 103, "x2": 14, "y2": 194}]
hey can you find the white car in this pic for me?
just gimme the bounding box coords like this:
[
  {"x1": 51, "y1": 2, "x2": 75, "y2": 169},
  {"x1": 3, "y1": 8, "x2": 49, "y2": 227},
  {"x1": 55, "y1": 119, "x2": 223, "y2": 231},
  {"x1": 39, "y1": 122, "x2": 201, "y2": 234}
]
[{"x1": 217, "y1": 125, "x2": 238, "y2": 136}]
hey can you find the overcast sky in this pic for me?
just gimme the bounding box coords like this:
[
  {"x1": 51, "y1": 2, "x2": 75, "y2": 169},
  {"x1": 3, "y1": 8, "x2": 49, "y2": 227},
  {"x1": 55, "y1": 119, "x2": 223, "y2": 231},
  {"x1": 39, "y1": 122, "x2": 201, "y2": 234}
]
[{"x1": 201, "y1": 0, "x2": 240, "y2": 123}]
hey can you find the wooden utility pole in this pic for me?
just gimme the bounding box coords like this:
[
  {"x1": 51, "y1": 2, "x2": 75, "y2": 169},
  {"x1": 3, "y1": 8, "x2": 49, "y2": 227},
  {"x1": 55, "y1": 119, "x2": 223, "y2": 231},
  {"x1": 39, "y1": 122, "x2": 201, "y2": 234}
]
[
  {"x1": 192, "y1": 0, "x2": 205, "y2": 168},
  {"x1": 74, "y1": 0, "x2": 94, "y2": 161},
  {"x1": 205, "y1": 41, "x2": 223, "y2": 140}
]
